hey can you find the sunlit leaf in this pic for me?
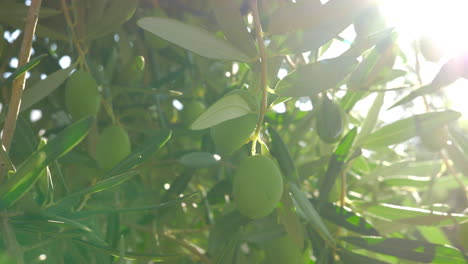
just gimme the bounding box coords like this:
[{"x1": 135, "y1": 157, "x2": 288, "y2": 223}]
[
  {"x1": 354, "y1": 202, "x2": 468, "y2": 226},
  {"x1": 362, "y1": 111, "x2": 461, "y2": 149},
  {"x1": 191, "y1": 90, "x2": 257, "y2": 130},
  {"x1": 275, "y1": 55, "x2": 357, "y2": 97},
  {"x1": 342, "y1": 236, "x2": 466, "y2": 263}
]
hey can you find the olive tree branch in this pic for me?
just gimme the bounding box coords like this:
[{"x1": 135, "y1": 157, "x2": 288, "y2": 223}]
[{"x1": 1, "y1": 0, "x2": 42, "y2": 152}]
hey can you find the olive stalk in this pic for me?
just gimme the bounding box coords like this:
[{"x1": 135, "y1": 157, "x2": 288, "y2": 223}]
[{"x1": 250, "y1": 0, "x2": 268, "y2": 155}]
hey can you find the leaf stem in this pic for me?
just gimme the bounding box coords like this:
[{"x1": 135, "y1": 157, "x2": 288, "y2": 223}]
[
  {"x1": 250, "y1": 0, "x2": 268, "y2": 155},
  {"x1": 1, "y1": 0, "x2": 42, "y2": 152}
]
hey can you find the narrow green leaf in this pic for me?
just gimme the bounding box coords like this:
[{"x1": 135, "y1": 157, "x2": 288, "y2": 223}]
[
  {"x1": 138, "y1": 17, "x2": 252, "y2": 62},
  {"x1": 191, "y1": 90, "x2": 257, "y2": 130},
  {"x1": 178, "y1": 152, "x2": 220, "y2": 168},
  {"x1": 275, "y1": 55, "x2": 357, "y2": 97},
  {"x1": 338, "y1": 249, "x2": 390, "y2": 264},
  {"x1": 208, "y1": 211, "x2": 248, "y2": 256},
  {"x1": 269, "y1": 127, "x2": 297, "y2": 180},
  {"x1": 107, "y1": 129, "x2": 171, "y2": 175},
  {"x1": 20, "y1": 66, "x2": 75, "y2": 113},
  {"x1": 355, "y1": 92, "x2": 385, "y2": 145},
  {"x1": 0, "y1": 54, "x2": 47, "y2": 88},
  {"x1": 0, "y1": 117, "x2": 94, "y2": 208},
  {"x1": 318, "y1": 128, "x2": 357, "y2": 206},
  {"x1": 208, "y1": 0, "x2": 257, "y2": 57},
  {"x1": 49, "y1": 171, "x2": 138, "y2": 212},
  {"x1": 341, "y1": 236, "x2": 466, "y2": 264},
  {"x1": 289, "y1": 183, "x2": 334, "y2": 245},
  {"x1": 310, "y1": 199, "x2": 379, "y2": 236},
  {"x1": 277, "y1": 190, "x2": 305, "y2": 249},
  {"x1": 73, "y1": 239, "x2": 180, "y2": 261},
  {"x1": 67, "y1": 192, "x2": 199, "y2": 219},
  {"x1": 362, "y1": 111, "x2": 461, "y2": 149}
]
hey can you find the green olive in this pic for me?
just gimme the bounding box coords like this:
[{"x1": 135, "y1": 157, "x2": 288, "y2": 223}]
[
  {"x1": 233, "y1": 155, "x2": 283, "y2": 219},
  {"x1": 419, "y1": 35, "x2": 444, "y2": 63},
  {"x1": 65, "y1": 70, "x2": 100, "y2": 120},
  {"x1": 211, "y1": 114, "x2": 257, "y2": 154},
  {"x1": 263, "y1": 235, "x2": 307, "y2": 264},
  {"x1": 180, "y1": 100, "x2": 206, "y2": 127},
  {"x1": 316, "y1": 96, "x2": 344, "y2": 144},
  {"x1": 419, "y1": 126, "x2": 448, "y2": 152},
  {"x1": 95, "y1": 125, "x2": 131, "y2": 170}
]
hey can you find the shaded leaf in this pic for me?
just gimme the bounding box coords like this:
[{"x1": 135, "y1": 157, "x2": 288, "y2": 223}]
[
  {"x1": 0, "y1": 117, "x2": 94, "y2": 208},
  {"x1": 178, "y1": 152, "x2": 220, "y2": 168},
  {"x1": 277, "y1": 190, "x2": 305, "y2": 249},
  {"x1": 20, "y1": 66, "x2": 75, "y2": 113},
  {"x1": 86, "y1": 0, "x2": 138, "y2": 40},
  {"x1": 289, "y1": 184, "x2": 334, "y2": 245},
  {"x1": 269, "y1": 126, "x2": 297, "y2": 180},
  {"x1": 318, "y1": 128, "x2": 357, "y2": 206},
  {"x1": 138, "y1": 17, "x2": 252, "y2": 62}
]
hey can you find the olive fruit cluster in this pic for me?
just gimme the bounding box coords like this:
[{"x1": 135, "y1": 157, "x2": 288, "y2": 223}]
[
  {"x1": 65, "y1": 70, "x2": 101, "y2": 120},
  {"x1": 233, "y1": 155, "x2": 283, "y2": 219},
  {"x1": 95, "y1": 125, "x2": 131, "y2": 170}
]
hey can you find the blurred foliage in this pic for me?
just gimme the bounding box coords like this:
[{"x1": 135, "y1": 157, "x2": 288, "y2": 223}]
[{"x1": 0, "y1": 0, "x2": 468, "y2": 263}]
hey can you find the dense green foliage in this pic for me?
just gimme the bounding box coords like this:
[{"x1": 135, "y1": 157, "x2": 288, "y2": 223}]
[{"x1": 0, "y1": 0, "x2": 468, "y2": 263}]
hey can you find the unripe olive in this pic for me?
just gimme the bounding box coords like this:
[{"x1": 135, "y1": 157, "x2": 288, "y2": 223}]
[
  {"x1": 263, "y1": 235, "x2": 307, "y2": 264},
  {"x1": 180, "y1": 100, "x2": 206, "y2": 127},
  {"x1": 95, "y1": 125, "x2": 131, "y2": 170},
  {"x1": 316, "y1": 96, "x2": 344, "y2": 144},
  {"x1": 211, "y1": 114, "x2": 257, "y2": 154},
  {"x1": 65, "y1": 70, "x2": 100, "y2": 120},
  {"x1": 233, "y1": 155, "x2": 283, "y2": 219},
  {"x1": 419, "y1": 126, "x2": 448, "y2": 152},
  {"x1": 419, "y1": 35, "x2": 444, "y2": 63}
]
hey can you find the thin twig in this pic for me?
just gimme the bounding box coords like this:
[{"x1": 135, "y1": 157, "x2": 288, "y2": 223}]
[
  {"x1": 1, "y1": 0, "x2": 42, "y2": 152},
  {"x1": 250, "y1": 0, "x2": 268, "y2": 155}
]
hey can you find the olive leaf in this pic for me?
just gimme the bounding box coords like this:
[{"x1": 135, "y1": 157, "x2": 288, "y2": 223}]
[
  {"x1": 191, "y1": 90, "x2": 257, "y2": 130},
  {"x1": 138, "y1": 17, "x2": 252, "y2": 62}
]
